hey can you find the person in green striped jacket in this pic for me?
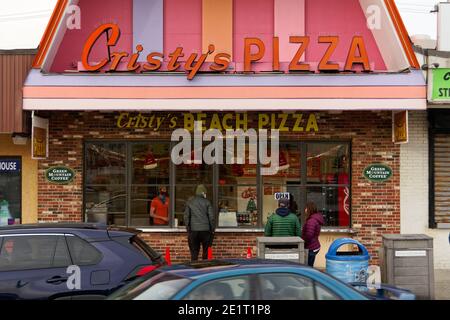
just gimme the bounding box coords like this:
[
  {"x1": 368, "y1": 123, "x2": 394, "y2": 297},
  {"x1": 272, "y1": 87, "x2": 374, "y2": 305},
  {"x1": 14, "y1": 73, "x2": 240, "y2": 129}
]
[{"x1": 264, "y1": 198, "x2": 301, "y2": 237}]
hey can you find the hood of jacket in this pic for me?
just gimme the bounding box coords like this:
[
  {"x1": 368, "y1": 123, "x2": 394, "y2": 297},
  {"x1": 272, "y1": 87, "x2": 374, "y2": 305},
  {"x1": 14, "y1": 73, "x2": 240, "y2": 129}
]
[
  {"x1": 308, "y1": 212, "x2": 325, "y2": 225},
  {"x1": 275, "y1": 207, "x2": 290, "y2": 217}
]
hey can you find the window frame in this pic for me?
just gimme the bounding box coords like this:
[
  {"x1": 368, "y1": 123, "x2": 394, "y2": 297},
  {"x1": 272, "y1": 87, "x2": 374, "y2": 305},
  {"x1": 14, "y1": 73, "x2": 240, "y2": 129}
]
[{"x1": 83, "y1": 140, "x2": 352, "y2": 229}]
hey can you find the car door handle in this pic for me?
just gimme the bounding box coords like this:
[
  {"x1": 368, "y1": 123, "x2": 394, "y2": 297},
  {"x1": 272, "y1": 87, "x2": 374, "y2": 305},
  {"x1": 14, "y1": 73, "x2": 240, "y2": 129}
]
[{"x1": 46, "y1": 276, "x2": 68, "y2": 285}]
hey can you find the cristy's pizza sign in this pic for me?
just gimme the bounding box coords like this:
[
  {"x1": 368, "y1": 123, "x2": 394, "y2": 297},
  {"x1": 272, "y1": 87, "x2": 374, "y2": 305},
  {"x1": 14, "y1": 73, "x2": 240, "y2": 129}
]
[{"x1": 82, "y1": 24, "x2": 373, "y2": 80}]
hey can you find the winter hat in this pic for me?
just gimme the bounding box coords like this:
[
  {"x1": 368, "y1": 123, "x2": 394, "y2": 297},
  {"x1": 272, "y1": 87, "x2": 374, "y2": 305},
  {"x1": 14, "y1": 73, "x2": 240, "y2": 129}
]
[{"x1": 195, "y1": 184, "x2": 207, "y2": 196}]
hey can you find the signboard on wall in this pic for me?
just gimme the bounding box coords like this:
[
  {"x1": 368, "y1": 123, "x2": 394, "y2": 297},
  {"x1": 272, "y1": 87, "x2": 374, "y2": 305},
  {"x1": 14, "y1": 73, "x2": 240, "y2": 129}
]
[
  {"x1": 363, "y1": 164, "x2": 393, "y2": 183},
  {"x1": 431, "y1": 68, "x2": 450, "y2": 103},
  {"x1": 31, "y1": 113, "x2": 49, "y2": 159},
  {"x1": 392, "y1": 111, "x2": 408, "y2": 144},
  {"x1": 0, "y1": 159, "x2": 21, "y2": 173},
  {"x1": 45, "y1": 166, "x2": 76, "y2": 185},
  {"x1": 81, "y1": 23, "x2": 374, "y2": 79}
]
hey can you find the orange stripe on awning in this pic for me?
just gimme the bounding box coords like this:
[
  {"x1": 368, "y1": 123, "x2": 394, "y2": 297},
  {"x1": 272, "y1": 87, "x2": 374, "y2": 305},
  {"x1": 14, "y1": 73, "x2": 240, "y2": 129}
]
[
  {"x1": 32, "y1": 0, "x2": 68, "y2": 69},
  {"x1": 384, "y1": 0, "x2": 420, "y2": 69},
  {"x1": 202, "y1": 0, "x2": 233, "y2": 61},
  {"x1": 23, "y1": 86, "x2": 426, "y2": 99}
]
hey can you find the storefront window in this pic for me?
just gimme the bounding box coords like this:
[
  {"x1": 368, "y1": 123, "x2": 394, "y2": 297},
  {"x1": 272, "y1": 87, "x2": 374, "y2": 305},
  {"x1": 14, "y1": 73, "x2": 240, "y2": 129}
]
[
  {"x1": 307, "y1": 143, "x2": 350, "y2": 185},
  {"x1": 306, "y1": 143, "x2": 350, "y2": 227},
  {"x1": 131, "y1": 142, "x2": 170, "y2": 227},
  {"x1": 174, "y1": 142, "x2": 214, "y2": 227},
  {"x1": 85, "y1": 142, "x2": 173, "y2": 227},
  {"x1": 218, "y1": 143, "x2": 258, "y2": 228},
  {"x1": 84, "y1": 141, "x2": 351, "y2": 229},
  {"x1": 175, "y1": 184, "x2": 213, "y2": 227},
  {"x1": 85, "y1": 143, "x2": 126, "y2": 185},
  {"x1": 263, "y1": 142, "x2": 351, "y2": 228},
  {"x1": 85, "y1": 142, "x2": 126, "y2": 225},
  {"x1": 0, "y1": 158, "x2": 21, "y2": 226},
  {"x1": 262, "y1": 143, "x2": 302, "y2": 225}
]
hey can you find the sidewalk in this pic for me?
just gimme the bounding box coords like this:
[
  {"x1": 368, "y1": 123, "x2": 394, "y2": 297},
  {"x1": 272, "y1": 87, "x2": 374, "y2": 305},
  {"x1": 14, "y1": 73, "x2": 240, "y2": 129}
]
[{"x1": 435, "y1": 269, "x2": 450, "y2": 300}]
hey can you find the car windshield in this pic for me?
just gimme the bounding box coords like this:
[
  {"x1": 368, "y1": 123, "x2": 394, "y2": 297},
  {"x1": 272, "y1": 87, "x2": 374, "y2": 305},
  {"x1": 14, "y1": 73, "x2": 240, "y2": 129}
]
[{"x1": 108, "y1": 271, "x2": 191, "y2": 300}]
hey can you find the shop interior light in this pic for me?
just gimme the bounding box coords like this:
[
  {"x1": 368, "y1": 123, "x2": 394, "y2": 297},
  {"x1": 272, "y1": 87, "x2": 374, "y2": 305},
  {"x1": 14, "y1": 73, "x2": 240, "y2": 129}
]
[
  {"x1": 278, "y1": 151, "x2": 290, "y2": 171},
  {"x1": 144, "y1": 152, "x2": 158, "y2": 170}
]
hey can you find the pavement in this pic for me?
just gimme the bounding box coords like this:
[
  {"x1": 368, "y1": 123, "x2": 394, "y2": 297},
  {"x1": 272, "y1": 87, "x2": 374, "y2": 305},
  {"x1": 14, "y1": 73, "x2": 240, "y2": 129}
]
[{"x1": 435, "y1": 269, "x2": 450, "y2": 300}]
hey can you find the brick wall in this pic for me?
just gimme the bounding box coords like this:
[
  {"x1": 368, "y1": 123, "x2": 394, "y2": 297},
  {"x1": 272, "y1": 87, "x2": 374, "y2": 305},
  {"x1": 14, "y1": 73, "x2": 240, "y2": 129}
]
[
  {"x1": 37, "y1": 111, "x2": 401, "y2": 263},
  {"x1": 139, "y1": 232, "x2": 263, "y2": 262}
]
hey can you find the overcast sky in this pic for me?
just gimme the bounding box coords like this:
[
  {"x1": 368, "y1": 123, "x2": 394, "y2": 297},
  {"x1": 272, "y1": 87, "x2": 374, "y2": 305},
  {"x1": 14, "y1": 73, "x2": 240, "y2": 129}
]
[{"x1": 0, "y1": 0, "x2": 439, "y2": 49}]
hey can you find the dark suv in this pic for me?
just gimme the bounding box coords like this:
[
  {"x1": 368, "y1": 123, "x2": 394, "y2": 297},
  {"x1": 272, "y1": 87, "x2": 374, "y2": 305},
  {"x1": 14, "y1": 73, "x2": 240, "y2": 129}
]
[{"x1": 0, "y1": 223, "x2": 165, "y2": 300}]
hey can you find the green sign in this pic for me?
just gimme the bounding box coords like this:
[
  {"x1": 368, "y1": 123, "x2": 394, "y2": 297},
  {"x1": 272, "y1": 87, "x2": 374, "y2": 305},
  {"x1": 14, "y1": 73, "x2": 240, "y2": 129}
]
[
  {"x1": 432, "y1": 68, "x2": 450, "y2": 102},
  {"x1": 45, "y1": 166, "x2": 76, "y2": 184},
  {"x1": 363, "y1": 164, "x2": 393, "y2": 183}
]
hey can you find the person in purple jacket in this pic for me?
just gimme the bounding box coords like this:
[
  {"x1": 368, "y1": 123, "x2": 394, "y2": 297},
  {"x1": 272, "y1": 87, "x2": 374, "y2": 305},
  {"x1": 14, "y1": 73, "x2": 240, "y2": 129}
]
[{"x1": 302, "y1": 201, "x2": 324, "y2": 267}]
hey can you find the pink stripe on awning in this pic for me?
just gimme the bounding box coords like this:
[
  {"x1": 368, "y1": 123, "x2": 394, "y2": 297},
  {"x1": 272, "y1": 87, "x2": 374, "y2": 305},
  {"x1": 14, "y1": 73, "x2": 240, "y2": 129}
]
[
  {"x1": 23, "y1": 86, "x2": 426, "y2": 99},
  {"x1": 164, "y1": 0, "x2": 202, "y2": 61},
  {"x1": 274, "y1": 0, "x2": 305, "y2": 62},
  {"x1": 234, "y1": 0, "x2": 274, "y2": 63}
]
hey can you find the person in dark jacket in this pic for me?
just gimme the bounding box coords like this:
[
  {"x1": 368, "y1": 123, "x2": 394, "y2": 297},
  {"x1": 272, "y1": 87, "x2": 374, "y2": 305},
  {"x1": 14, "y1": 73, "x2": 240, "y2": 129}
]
[
  {"x1": 184, "y1": 184, "x2": 215, "y2": 261},
  {"x1": 302, "y1": 201, "x2": 324, "y2": 267},
  {"x1": 265, "y1": 198, "x2": 301, "y2": 237}
]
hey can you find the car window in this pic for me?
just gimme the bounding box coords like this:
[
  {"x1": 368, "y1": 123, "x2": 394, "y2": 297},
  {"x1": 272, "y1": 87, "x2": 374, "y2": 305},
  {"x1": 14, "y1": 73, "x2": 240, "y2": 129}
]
[
  {"x1": 135, "y1": 278, "x2": 192, "y2": 300},
  {"x1": 130, "y1": 235, "x2": 162, "y2": 261},
  {"x1": 66, "y1": 235, "x2": 102, "y2": 266},
  {"x1": 108, "y1": 271, "x2": 191, "y2": 300},
  {"x1": 315, "y1": 282, "x2": 340, "y2": 300},
  {"x1": 53, "y1": 236, "x2": 72, "y2": 267},
  {"x1": 259, "y1": 273, "x2": 315, "y2": 300},
  {"x1": 183, "y1": 276, "x2": 251, "y2": 300},
  {"x1": 0, "y1": 235, "x2": 70, "y2": 271}
]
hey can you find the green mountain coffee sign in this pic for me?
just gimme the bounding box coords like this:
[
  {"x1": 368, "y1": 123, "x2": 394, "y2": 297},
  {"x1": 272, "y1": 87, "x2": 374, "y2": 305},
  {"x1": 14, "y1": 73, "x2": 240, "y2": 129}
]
[
  {"x1": 363, "y1": 164, "x2": 393, "y2": 183},
  {"x1": 45, "y1": 166, "x2": 75, "y2": 184},
  {"x1": 431, "y1": 68, "x2": 450, "y2": 102}
]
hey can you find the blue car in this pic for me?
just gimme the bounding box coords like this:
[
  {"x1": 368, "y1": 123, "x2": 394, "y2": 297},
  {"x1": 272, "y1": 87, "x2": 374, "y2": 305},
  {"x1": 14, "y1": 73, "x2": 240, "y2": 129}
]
[
  {"x1": 108, "y1": 259, "x2": 369, "y2": 300},
  {"x1": 349, "y1": 282, "x2": 416, "y2": 300},
  {"x1": 0, "y1": 223, "x2": 165, "y2": 300}
]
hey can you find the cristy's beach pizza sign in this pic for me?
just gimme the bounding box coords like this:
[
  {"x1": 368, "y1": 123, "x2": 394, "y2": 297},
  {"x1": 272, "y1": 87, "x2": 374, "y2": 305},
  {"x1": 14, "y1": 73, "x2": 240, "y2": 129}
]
[{"x1": 81, "y1": 24, "x2": 373, "y2": 80}]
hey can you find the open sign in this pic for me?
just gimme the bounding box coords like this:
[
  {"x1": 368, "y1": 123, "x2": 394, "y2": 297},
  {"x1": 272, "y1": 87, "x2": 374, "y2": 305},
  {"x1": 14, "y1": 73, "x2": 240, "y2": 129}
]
[{"x1": 274, "y1": 192, "x2": 290, "y2": 201}]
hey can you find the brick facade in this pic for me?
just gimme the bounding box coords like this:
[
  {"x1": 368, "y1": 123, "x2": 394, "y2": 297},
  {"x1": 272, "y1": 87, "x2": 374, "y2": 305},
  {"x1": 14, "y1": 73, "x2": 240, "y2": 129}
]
[{"x1": 37, "y1": 111, "x2": 400, "y2": 263}]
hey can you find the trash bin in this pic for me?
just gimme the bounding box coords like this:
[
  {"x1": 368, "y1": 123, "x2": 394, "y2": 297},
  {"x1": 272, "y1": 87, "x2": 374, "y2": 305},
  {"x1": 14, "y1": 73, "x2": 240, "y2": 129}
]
[
  {"x1": 326, "y1": 238, "x2": 371, "y2": 283},
  {"x1": 257, "y1": 237, "x2": 306, "y2": 264},
  {"x1": 380, "y1": 234, "x2": 434, "y2": 300}
]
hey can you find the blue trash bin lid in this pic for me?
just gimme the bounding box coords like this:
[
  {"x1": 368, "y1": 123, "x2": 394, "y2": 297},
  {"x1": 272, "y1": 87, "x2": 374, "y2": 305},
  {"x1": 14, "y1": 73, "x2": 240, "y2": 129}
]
[{"x1": 325, "y1": 238, "x2": 370, "y2": 261}]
